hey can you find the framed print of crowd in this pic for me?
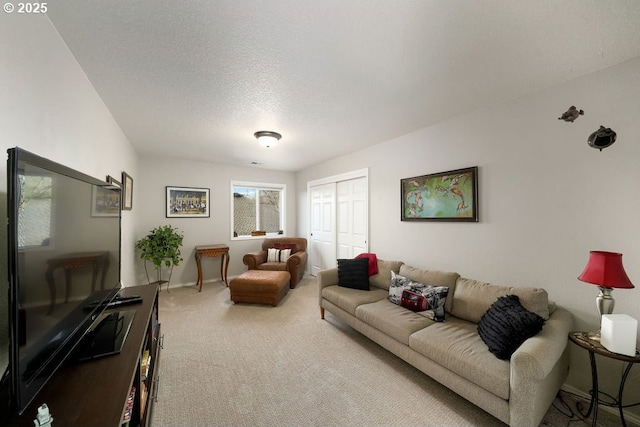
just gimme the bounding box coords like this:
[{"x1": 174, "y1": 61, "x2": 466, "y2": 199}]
[
  {"x1": 401, "y1": 166, "x2": 478, "y2": 222},
  {"x1": 166, "y1": 186, "x2": 210, "y2": 218}
]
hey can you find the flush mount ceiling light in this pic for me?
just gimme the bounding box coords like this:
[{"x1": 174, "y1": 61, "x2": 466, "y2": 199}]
[{"x1": 254, "y1": 131, "x2": 281, "y2": 148}]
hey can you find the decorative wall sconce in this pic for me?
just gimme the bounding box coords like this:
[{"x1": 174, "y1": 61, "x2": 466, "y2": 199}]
[
  {"x1": 558, "y1": 106, "x2": 584, "y2": 123},
  {"x1": 587, "y1": 126, "x2": 616, "y2": 151}
]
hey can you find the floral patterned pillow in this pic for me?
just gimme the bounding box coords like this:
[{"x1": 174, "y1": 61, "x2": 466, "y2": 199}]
[
  {"x1": 400, "y1": 289, "x2": 429, "y2": 312},
  {"x1": 389, "y1": 271, "x2": 449, "y2": 321}
]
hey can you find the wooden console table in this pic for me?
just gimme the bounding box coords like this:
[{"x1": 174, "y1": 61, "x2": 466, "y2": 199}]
[
  {"x1": 195, "y1": 244, "x2": 230, "y2": 290},
  {"x1": 45, "y1": 251, "x2": 110, "y2": 314}
]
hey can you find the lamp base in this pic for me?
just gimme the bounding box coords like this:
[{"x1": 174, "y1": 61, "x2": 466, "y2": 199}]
[
  {"x1": 596, "y1": 286, "x2": 615, "y2": 317},
  {"x1": 588, "y1": 287, "x2": 615, "y2": 343}
]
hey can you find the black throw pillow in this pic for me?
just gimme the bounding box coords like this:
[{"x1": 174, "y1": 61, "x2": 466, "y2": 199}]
[
  {"x1": 477, "y1": 294, "x2": 545, "y2": 360},
  {"x1": 337, "y1": 258, "x2": 370, "y2": 291}
]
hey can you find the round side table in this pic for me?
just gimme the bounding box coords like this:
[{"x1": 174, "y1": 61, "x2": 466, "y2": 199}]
[{"x1": 569, "y1": 331, "x2": 640, "y2": 427}]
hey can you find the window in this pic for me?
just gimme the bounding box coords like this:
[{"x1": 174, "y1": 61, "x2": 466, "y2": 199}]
[
  {"x1": 231, "y1": 181, "x2": 285, "y2": 239},
  {"x1": 18, "y1": 172, "x2": 53, "y2": 248}
]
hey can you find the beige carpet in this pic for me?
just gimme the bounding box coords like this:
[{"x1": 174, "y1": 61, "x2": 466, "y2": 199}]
[{"x1": 152, "y1": 277, "x2": 615, "y2": 427}]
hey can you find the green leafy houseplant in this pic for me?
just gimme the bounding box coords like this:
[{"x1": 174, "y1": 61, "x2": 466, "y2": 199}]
[{"x1": 135, "y1": 225, "x2": 184, "y2": 289}]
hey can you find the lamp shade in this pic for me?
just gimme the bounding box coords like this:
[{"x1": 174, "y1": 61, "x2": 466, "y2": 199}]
[{"x1": 578, "y1": 251, "x2": 634, "y2": 289}]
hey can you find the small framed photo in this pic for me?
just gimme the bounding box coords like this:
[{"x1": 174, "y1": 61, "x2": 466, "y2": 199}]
[
  {"x1": 122, "y1": 171, "x2": 133, "y2": 211},
  {"x1": 401, "y1": 166, "x2": 478, "y2": 222},
  {"x1": 92, "y1": 186, "x2": 120, "y2": 217},
  {"x1": 166, "y1": 186, "x2": 210, "y2": 218}
]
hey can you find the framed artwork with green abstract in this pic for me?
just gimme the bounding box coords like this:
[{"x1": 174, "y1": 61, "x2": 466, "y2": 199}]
[{"x1": 401, "y1": 166, "x2": 478, "y2": 222}]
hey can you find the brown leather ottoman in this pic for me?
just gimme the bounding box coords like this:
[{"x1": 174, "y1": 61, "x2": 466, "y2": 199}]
[{"x1": 229, "y1": 270, "x2": 291, "y2": 306}]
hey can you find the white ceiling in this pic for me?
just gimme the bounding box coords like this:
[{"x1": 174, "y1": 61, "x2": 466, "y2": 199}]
[{"x1": 47, "y1": 0, "x2": 640, "y2": 172}]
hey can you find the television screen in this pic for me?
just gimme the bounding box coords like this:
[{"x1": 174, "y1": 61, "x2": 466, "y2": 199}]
[{"x1": 6, "y1": 147, "x2": 122, "y2": 414}]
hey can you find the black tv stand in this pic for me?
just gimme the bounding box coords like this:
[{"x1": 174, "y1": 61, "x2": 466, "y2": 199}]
[
  {"x1": 110, "y1": 294, "x2": 143, "y2": 307},
  {"x1": 84, "y1": 294, "x2": 143, "y2": 311},
  {"x1": 5, "y1": 284, "x2": 161, "y2": 426}
]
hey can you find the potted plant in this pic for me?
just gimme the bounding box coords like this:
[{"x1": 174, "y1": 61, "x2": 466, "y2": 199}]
[{"x1": 135, "y1": 225, "x2": 184, "y2": 290}]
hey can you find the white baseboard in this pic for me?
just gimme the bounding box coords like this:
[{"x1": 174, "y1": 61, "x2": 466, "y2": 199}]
[
  {"x1": 561, "y1": 383, "x2": 640, "y2": 427},
  {"x1": 166, "y1": 278, "x2": 233, "y2": 289}
]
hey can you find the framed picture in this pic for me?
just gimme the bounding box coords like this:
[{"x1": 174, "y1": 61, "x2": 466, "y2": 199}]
[
  {"x1": 401, "y1": 166, "x2": 478, "y2": 222},
  {"x1": 122, "y1": 171, "x2": 133, "y2": 211},
  {"x1": 91, "y1": 186, "x2": 120, "y2": 217},
  {"x1": 166, "y1": 186, "x2": 210, "y2": 218}
]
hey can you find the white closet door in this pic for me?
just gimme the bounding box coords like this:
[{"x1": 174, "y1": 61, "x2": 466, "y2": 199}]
[
  {"x1": 309, "y1": 182, "x2": 336, "y2": 277},
  {"x1": 308, "y1": 169, "x2": 369, "y2": 277},
  {"x1": 337, "y1": 177, "x2": 368, "y2": 258}
]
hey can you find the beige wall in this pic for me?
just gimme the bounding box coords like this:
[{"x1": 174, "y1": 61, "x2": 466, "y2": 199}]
[
  {"x1": 0, "y1": 14, "x2": 139, "y2": 374},
  {"x1": 0, "y1": 13, "x2": 139, "y2": 287},
  {"x1": 3, "y1": 8, "x2": 640, "y2": 423},
  {"x1": 135, "y1": 155, "x2": 297, "y2": 286},
  {"x1": 296, "y1": 56, "x2": 640, "y2": 419}
]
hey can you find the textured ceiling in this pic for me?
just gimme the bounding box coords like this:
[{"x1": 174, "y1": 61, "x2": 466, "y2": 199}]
[{"x1": 47, "y1": 0, "x2": 640, "y2": 171}]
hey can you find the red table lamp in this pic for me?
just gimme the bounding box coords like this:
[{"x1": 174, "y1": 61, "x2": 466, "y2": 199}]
[{"x1": 578, "y1": 251, "x2": 635, "y2": 340}]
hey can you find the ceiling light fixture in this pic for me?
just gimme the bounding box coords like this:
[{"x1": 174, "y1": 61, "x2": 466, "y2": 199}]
[{"x1": 254, "y1": 131, "x2": 281, "y2": 148}]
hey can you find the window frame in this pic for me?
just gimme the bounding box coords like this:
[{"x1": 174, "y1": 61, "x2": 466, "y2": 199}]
[{"x1": 230, "y1": 180, "x2": 286, "y2": 240}]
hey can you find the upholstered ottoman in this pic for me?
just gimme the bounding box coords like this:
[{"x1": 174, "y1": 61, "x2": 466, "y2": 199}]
[{"x1": 229, "y1": 270, "x2": 291, "y2": 306}]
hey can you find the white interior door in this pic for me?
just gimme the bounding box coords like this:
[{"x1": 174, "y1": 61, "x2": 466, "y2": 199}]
[
  {"x1": 337, "y1": 177, "x2": 368, "y2": 258},
  {"x1": 309, "y1": 183, "x2": 336, "y2": 276},
  {"x1": 308, "y1": 169, "x2": 369, "y2": 277}
]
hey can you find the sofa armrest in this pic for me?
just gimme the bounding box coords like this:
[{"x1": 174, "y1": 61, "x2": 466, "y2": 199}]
[
  {"x1": 286, "y1": 251, "x2": 307, "y2": 271},
  {"x1": 243, "y1": 250, "x2": 267, "y2": 269},
  {"x1": 511, "y1": 307, "x2": 573, "y2": 381},
  {"x1": 509, "y1": 307, "x2": 573, "y2": 426},
  {"x1": 286, "y1": 251, "x2": 308, "y2": 288},
  {"x1": 318, "y1": 268, "x2": 339, "y2": 301}
]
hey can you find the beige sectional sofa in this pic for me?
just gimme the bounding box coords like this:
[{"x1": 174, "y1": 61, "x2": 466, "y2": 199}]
[{"x1": 318, "y1": 259, "x2": 573, "y2": 427}]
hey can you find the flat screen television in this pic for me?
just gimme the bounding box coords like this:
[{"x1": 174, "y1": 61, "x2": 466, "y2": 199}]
[{"x1": 5, "y1": 147, "x2": 122, "y2": 415}]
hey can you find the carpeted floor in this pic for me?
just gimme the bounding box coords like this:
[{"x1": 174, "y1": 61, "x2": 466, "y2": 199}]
[{"x1": 152, "y1": 277, "x2": 618, "y2": 427}]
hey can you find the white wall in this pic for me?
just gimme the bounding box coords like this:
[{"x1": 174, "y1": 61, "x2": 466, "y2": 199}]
[
  {"x1": 0, "y1": 13, "x2": 139, "y2": 285},
  {"x1": 296, "y1": 57, "x2": 640, "y2": 418},
  {"x1": 135, "y1": 155, "x2": 297, "y2": 286},
  {"x1": 0, "y1": 14, "x2": 139, "y2": 371}
]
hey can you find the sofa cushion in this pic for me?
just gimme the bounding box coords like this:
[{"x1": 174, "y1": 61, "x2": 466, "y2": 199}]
[
  {"x1": 400, "y1": 289, "x2": 429, "y2": 312},
  {"x1": 369, "y1": 259, "x2": 404, "y2": 290},
  {"x1": 388, "y1": 272, "x2": 449, "y2": 321},
  {"x1": 356, "y1": 299, "x2": 435, "y2": 345},
  {"x1": 409, "y1": 316, "x2": 511, "y2": 400},
  {"x1": 388, "y1": 271, "x2": 424, "y2": 305},
  {"x1": 267, "y1": 248, "x2": 291, "y2": 262},
  {"x1": 477, "y1": 295, "x2": 545, "y2": 360},
  {"x1": 337, "y1": 258, "x2": 370, "y2": 290},
  {"x1": 451, "y1": 278, "x2": 550, "y2": 323},
  {"x1": 417, "y1": 286, "x2": 449, "y2": 321},
  {"x1": 262, "y1": 237, "x2": 307, "y2": 254},
  {"x1": 321, "y1": 285, "x2": 388, "y2": 316},
  {"x1": 399, "y1": 265, "x2": 459, "y2": 314},
  {"x1": 257, "y1": 262, "x2": 288, "y2": 271},
  {"x1": 273, "y1": 242, "x2": 297, "y2": 252}
]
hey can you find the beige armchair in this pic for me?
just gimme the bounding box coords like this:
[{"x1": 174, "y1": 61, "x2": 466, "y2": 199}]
[{"x1": 242, "y1": 237, "x2": 307, "y2": 288}]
